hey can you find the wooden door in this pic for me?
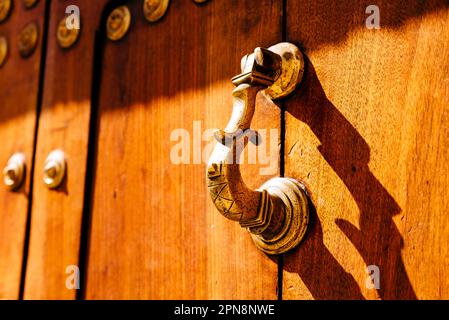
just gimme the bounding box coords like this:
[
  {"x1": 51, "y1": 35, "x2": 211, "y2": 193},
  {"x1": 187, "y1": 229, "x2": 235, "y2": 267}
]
[
  {"x1": 85, "y1": 0, "x2": 282, "y2": 299},
  {"x1": 1, "y1": 0, "x2": 446, "y2": 301},
  {"x1": 0, "y1": 0, "x2": 47, "y2": 299},
  {"x1": 282, "y1": 0, "x2": 449, "y2": 299}
]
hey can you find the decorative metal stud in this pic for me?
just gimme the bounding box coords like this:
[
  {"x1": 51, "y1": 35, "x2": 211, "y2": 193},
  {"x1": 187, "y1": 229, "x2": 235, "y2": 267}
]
[
  {"x1": 106, "y1": 5, "x2": 131, "y2": 41},
  {"x1": 143, "y1": 0, "x2": 169, "y2": 23},
  {"x1": 57, "y1": 16, "x2": 80, "y2": 49},
  {"x1": 43, "y1": 150, "x2": 66, "y2": 189},
  {"x1": 0, "y1": 0, "x2": 12, "y2": 23},
  {"x1": 193, "y1": 0, "x2": 208, "y2": 3},
  {"x1": 23, "y1": 0, "x2": 39, "y2": 9},
  {"x1": 18, "y1": 22, "x2": 39, "y2": 58},
  {"x1": 0, "y1": 36, "x2": 7, "y2": 67},
  {"x1": 3, "y1": 153, "x2": 26, "y2": 191}
]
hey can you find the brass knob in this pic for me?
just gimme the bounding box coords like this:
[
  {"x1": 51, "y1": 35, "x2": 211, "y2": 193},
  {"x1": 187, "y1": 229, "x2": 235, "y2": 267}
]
[
  {"x1": 106, "y1": 5, "x2": 131, "y2": 41},
  {"x1": 23, "y1": 0, "x2": 39, "y2": 9},
  {"x1": 18, "y1": 22, "x2": 39, "y2": 58},
  {"x1": 143, "y1": 0, "x2": 169, "y2": 23},
  {"x1": 3, "y1": 153, "x2": 26, "y2": 191},
  {"x1": 57, "y1": 16, "x2": 80, "y2": 49},
  {"x1": 43, "y1": 150, "x2": 66, "y2": 189},
  {"x1": 0, "y1": 0, "x2": 12, "y2": 23},
  {"x1": 0, "y1": 36, "x2": 7, "y2": 68}
]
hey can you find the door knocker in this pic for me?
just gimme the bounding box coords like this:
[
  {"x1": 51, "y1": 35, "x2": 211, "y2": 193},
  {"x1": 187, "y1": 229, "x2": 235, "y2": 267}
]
[{"x1": 206, "y1": 43, "x2": 310, "y2": 254}]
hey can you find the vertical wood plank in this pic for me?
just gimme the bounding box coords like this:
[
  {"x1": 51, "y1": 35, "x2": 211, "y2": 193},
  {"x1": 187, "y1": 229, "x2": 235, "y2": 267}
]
[
  {"x1": 0, "y1": 0, "x2": 46, "y2": 299},
  {"x1": 284, "y1": 0, "x2": 449, "y2": 299},
  {"x1": 24, "y1": 0, "x2": 108, "y2": 299},
  {"x1": 86, "y1": 0, "x2": 281, "y2": 299}
]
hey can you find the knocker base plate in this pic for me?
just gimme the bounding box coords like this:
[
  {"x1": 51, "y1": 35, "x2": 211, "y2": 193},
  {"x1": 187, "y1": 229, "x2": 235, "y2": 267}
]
[
  {"x1": 251, "y1": 177, "x2": 309, "y2": 255},
  {"x1": 264, "y1": 43, "x2": 305, "y2": 100}
]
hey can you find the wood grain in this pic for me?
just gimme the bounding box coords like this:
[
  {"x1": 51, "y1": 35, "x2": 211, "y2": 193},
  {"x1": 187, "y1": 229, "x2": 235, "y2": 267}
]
[
  {"x1": 0, "y1": 0, "x2": 46, "y2": 299},
  {"x1": 24, "y1": 0, "x2": 108, "y2": 299},
  {"x1": 283, "y1": 0, "x2": 449, "y2": 299},
  {"x1": 85, "y1": 0, "x2": 282, "y2": 299}
]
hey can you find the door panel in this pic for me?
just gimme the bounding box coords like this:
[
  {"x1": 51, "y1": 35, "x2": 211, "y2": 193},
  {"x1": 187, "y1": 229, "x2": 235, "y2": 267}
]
[
  {"x1": 24, "y1": 0, "x2": 109, "y2": 299},
  {"x1": 4, "y1": 0, "x2": 444, "y2": 301},
  {"x1": 0, "y1": 0, "x2": 46, "y2": 299},
  {"x1": 283, "y1": 0, "x2": 449, "y2": 299},
  {"x1": 86, "y1": 0, "x2": 281, "y2": 299}
]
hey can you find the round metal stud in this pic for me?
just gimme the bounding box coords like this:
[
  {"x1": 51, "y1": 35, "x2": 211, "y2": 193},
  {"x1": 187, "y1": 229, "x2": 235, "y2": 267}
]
[
  {"x1": 23, "y1": 0, "x2": 39, "y2": 9},
  {"x1": 0, "y1": 36, "x2": 7, "y2": 67},
  {"x1": 193, "y1": 0, "x2": 208, "y2": 3},
  {"x1": 251, "y1": 178, "x2": 309, "y2": 255},
  {"x1": 18, "y1": 22, "x2": 39, "y2": 58},
  {"x1": 3, "y1": 153, "x2": 26, "y2": 191},
  {"x1": 43, "y1": 150, "x2": 66, "y2": 189},
  {"x1": 0, "y1": 0, "x2": 12, "y2": 23},
  {"x1": 106, "y1": 5, "x2": 131, "y2": 41},
  {"x1": 57, "y1": 16, "x2": 80, "y2": 49},
  {"x1": 143, "y1": 0, "x2": 169, "y2": 23}
]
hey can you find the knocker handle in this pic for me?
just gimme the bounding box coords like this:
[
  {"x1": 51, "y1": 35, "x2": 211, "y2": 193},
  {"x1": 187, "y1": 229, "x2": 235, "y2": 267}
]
[{"x1": 206, "y1": 43, "x2": 309, "y2": 255}]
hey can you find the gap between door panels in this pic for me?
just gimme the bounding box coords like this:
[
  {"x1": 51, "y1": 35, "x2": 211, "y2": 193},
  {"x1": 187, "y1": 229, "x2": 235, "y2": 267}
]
[
  {"x1": 277, "y1": 0, "x2": 288, "y2": 302},
  {"x1": 76, "y1": 0, "x2": 125, "y2": 300},
  {"x1": 75, "y1": 27, "x2": 103, "y2": 302},
  {"x1": 19, "y1": 0, "x2": 52, "y2": 301}
]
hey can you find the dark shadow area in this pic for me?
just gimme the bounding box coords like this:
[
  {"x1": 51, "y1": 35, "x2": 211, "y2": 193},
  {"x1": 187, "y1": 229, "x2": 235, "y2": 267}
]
[
  {"x1": 0, "y1": 0, "x2": 448, "y2": 125},
  {"x1": 283, "y1": 57, "x2": 417, "y2": 300},
  {"x1": 286, "y1": 197, "x2": 366, "y2": 299},
  {"x1": 77, "y1": 0, "x2": 121, "y2": 300}
]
